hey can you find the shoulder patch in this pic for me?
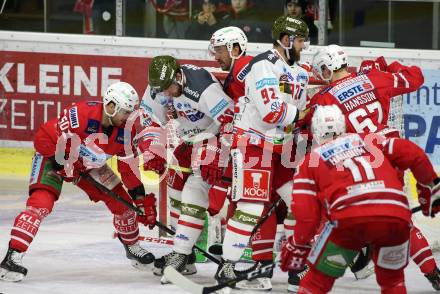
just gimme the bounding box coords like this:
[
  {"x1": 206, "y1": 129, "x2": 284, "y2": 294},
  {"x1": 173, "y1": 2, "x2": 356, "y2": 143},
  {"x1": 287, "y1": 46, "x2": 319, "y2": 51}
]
[
  {"x1": 236, "y1": 63, "x2": 250, "y2": 82},
  {"x1": 85, "y1": 119, "x2": 100, "y2": 134},
  {"x1": 69, "y1": 106, "x2": 79, "y2": 129},
  {"x1": 248, "y1": 50, "x2": 278, "y2": 69},
  {"x1": 116, "y1": 128, "x2": 125, "y2": 144}
]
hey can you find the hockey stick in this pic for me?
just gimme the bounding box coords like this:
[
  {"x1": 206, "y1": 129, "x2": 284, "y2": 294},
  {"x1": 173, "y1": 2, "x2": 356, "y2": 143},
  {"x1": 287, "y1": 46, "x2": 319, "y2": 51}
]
[
  {"x1": 79, "y1": 172, "x2": 221, "y2": 265},
  {"x1": 166, "y1": 164, "x2": 232, "y2": 183},
  {"x1": 164, "y1": 263, "x2": 275, "y2": 294},
  {"x1": 112, "y1": 232, "x2": 174, "y2": 245},
  {"x1": 208, "y1": 197, "x2": 284, "y2": 255}
]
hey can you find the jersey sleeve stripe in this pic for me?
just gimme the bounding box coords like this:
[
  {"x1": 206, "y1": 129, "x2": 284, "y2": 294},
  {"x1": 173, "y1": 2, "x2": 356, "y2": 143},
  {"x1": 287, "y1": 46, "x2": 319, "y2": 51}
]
[
  {"x1": 398, "y1": 72, "x2": 410, "y2": 88},
  {"x1": 292, "y1": 189, "x2": 317, "y2": 196},
  {"x1": 294, "y1": 179, "x2": 316, "y2": 184},
  {"x1": 388, "y1": 138, "x2": 395, "y2": 154}
]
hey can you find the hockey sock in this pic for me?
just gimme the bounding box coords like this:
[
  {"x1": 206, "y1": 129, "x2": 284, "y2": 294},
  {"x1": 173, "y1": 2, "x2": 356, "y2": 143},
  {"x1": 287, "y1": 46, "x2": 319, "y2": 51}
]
[
  {"x1": 114, "y1": 210, "x2": 139, "y2": 246},
  {"x1": 410, "y1": 226, "x2": 436, "y2": 274},
  {"x1": 10, "y1": 189, "x2": 55, "y2": 252},
  {"x1": 223, "y1": 202, "x2": 264, "y2": 262},
  {"x1": 251, "y1": 208, "x2": 277, "y2": 261},
  {"x1": 284, "y1": 212, "x2": 296, "y2": 239},
  {"x1": 173, "y1": 203, "x2": 207, "y2": 255},
  {"x1": 167, "y1": 186, "x2": 182, "y2": 231}
]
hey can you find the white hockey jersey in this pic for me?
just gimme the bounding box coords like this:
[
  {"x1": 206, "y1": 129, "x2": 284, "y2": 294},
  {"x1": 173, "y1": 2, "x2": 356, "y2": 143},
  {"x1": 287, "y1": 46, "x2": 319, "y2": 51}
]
[
  {"x1": 140, "y1": 64, "x2": 234, "y2": 143},
  {"x1": 233, "y1": 49, "x2": 309, "y2": 149}
]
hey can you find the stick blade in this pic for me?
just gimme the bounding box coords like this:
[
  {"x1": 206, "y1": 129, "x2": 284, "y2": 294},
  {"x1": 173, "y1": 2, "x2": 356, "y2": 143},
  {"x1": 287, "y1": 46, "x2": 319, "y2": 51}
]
[{"x1": 164, "y1": 266, "x2": 204, "y2": 294}]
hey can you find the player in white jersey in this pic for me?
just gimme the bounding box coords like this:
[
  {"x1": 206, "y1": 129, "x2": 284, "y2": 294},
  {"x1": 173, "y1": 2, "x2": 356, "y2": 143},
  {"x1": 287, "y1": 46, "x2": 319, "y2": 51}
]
[
  {"x1": 215, "y1": 16, "x2": 310, "y2": 291},
  {"x1": 138, "y1": 56, "x2": 234, "y2": 279}
]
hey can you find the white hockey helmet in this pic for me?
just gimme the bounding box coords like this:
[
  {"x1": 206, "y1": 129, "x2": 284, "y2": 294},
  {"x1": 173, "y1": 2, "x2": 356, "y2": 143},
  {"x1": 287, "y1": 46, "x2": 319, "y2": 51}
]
[
  {"x1": 103, "y1": 81, "x2": 139, "y2": 117},
  {"x1": 209, "y1": 26, "x2": 248, "y2": 59},
  {"x1": 312, "y1": 44, "x2": 348, "y2": 81},
  {"x1": 311, "y1": 105, "x2": 346, "y2": 141}
]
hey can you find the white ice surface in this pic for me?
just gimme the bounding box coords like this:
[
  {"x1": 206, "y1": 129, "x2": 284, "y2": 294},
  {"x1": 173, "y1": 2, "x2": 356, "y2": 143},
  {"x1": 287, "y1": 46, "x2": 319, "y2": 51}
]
[{"x1": 0, "y1": 178, "x2": 438, "y2": 294}]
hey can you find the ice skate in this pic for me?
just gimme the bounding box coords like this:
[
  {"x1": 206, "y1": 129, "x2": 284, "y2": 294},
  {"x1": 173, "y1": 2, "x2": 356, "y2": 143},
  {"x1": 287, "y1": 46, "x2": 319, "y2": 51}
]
[
  {"x1": 0, "y1": 247, "x2": 27, "y2": 282},
  {"x1": 122, "y1": 241, "x2": 155, "y2": 270},
  {"x1": 425, "y1": 267, "x2": 440, "y2": 290},
  {"x1": 235, "y1": 260, "x2": 273, "y2": 291}
]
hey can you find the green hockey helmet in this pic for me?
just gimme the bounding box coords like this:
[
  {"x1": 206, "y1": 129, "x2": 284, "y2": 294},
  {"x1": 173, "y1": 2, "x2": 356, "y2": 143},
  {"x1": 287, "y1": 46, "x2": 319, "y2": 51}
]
[
  {"x1": 148, "y1": 55, "x2": 180, "y2": 93},
  {"x1": 271, "y1": 15, "x2": 309, "y2": 41}
]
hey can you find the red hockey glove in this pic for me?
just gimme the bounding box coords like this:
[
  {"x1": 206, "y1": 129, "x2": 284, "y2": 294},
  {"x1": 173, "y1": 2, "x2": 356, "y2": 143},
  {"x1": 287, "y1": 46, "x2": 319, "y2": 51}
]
[
  {"x1": 134, "y1": 193, "x2": 157, "y2": 229},
  {"x1": 208, "y1": 182, "x2": 229, "y2": 216},
  {"x1": 143, "y1": 151, "x2": 166, "y2": 174},
  {"x1": 417, "y1": 177, "x2": 440, "y2": 217},
  {"x1": 54, "y1": 157, "x2": 87, "y2": 182},
  {"x1": 200, "y1": 143, "x2": 226, "y2": 185},
  {"x1": 279, "y1": 236, "x2": 311, "y2": 272},
  {"x1": 359, "y1": 56, "x2": 388, "y2": 73}
]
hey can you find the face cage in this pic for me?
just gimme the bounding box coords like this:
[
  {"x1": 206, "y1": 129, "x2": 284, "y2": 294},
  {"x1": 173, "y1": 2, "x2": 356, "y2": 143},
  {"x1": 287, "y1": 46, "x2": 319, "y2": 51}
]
[
  {"x1": 208, "y1": 42, "x2": 245, "y2": 61},
  {"x1": 313, "y1": 63, "x2": 333, "y2": 82}
]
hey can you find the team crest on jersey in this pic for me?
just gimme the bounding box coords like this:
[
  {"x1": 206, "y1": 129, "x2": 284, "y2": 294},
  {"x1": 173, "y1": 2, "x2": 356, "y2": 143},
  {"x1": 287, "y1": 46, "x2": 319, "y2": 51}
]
[
  {"x1": 69, "y1": 106, "x2": 79, "y2": 129},
  {"x1": 237, "y1": 64, "x2": 250, "y2": 82},
  {"x1": 116, "y1": 128, "x2": 125, "y2": 144},
  {"x1": 86, "y1": 119, "x2": 100, "y2": 134}
]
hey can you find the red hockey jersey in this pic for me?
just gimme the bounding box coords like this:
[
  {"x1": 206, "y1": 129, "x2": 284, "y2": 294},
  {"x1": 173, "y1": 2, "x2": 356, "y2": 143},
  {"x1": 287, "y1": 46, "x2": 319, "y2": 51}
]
[
  {"x1": 34, "y1": 101, "x2": 142, "y2": 189},
  {"x1": 306, "y1": 62, "x2": 424, "y2": 137},
  {"x1": 291, "y1": 133, "x2": 437, "y2": 245},
  {"x1": 222, "y1": 55, "x2": 253, "y2": 103}
]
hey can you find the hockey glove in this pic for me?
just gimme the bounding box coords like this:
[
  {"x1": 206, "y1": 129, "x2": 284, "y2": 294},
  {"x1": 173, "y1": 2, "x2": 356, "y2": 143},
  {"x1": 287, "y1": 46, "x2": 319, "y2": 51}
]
[
  {"x1": 359, "y1": 56, "x2": 388, "y2": 73},
  {"x1": 143, "y1": 151, "x2": 166, "y2": 175},
  {"x1": 52, "y1": 157, "x2": 86, "y2": 182},
  {"x1": 207, "y1": 182, "x2": 229, "y2": 216},
  {"x1": 134, "y1": 193, "x2": 157, "y2": 229},
  {"x1": 417, "y1": 177, "x2": 440, "y2": 217},
  {"x1": 200, "y1": 143, "x2": 226, "y2": 185},
  {"x1": 280, "y1": 236, "x2": 311, "y2": 272}
]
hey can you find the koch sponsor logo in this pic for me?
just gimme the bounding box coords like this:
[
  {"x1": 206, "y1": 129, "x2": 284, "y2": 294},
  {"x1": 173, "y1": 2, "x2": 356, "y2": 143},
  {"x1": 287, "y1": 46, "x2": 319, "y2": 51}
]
[
  {"x1": 243, "y1": 170, "x2": 269, "y2": 199},
  {"x1": 69, "y1": 106, "x2": 79, "y2": 129},
  {"x1": 256, "y1": 78, "x2": 278, "y2": 90},
  {"x1": 251, "y1": 172, "x2": 262, "y2": 188}
]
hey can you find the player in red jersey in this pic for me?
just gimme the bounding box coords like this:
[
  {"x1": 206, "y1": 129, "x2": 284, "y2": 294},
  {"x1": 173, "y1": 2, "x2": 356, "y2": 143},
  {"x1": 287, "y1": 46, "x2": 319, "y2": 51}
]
[
  {"x1": 0, "y1": 82, "x2": 157, "y2": 282},
  {"x1": 307, "y1": 44, "x2": 424, "y2": 138},
  {"x1": 280, "y1": 105, "x2": 440, "y2": 293},
  {"x1": 307, "y1": 45, "x2": 440, "y2": 290}
]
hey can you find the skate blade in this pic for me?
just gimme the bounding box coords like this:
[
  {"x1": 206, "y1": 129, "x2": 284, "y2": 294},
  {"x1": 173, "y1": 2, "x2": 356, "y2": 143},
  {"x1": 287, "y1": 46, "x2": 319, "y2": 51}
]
[
  {"x1": 236, "y1": 277, "x2": 272, "y2": 291},
  {"x1": 287, "y1": 284, "x2": 299, "y2": 293},
  {"x1": 160, "y1": 275, "x2": 171, "y2": 284},
  {"x1": 182, "y1": 263, "x2": 197, "y2": 276},
  {"x1": 153, "y1": 266, "x2": 164, "y2": 276},
  {"x1": 130, "y1": 260, "x2": 153, "y2": 271},
  {"x1": 0, "y1": 268, "x2": 25, "y2": 282},
  {"x1": 215, "y1": 286, "x2": 232, "y2": 294}
]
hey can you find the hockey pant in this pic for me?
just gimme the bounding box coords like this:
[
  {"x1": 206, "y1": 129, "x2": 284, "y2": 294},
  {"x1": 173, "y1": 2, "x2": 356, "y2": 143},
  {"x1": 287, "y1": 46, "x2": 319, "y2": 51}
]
[{"x1": 299, "y1": 217, "x2": 410, "y2": 294}]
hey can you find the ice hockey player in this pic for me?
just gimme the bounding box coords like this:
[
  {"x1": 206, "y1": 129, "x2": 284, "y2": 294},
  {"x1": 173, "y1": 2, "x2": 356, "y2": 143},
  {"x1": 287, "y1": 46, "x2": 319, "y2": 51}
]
[
  {"x1": 213, "y1": 15, "x2": 310, "y2": 292},
  {"x1": 308, "y1": 46, "x2": 440, "y2": 290},
  {"x1": 140, "y1": 55, "x2": 234, "y2": 281},
  {"x1": 280, "y1": 105, "x2": 440, "y2": 293},
  {"x1": 0, "y1": 82, "x2": 158, "y2": 282},
  {"x1": 209, "y1": 26, "x2": 280, "y2": 291}
]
